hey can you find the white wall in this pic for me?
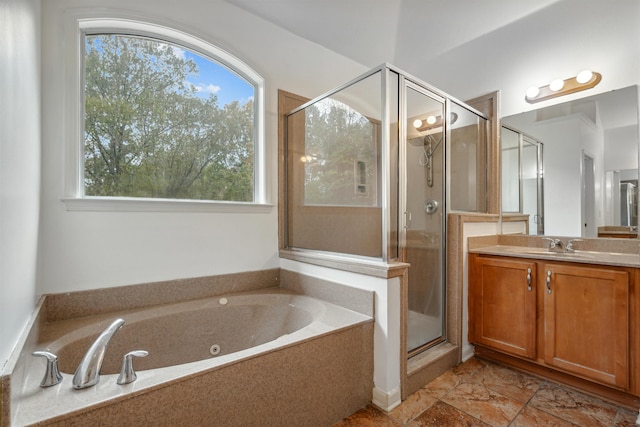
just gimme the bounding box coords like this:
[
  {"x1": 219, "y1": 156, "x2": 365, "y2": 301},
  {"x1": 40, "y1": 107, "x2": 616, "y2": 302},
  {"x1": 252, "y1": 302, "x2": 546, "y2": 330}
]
[
  {"x1": 37, "y1": 0, "x2": 367, "y2": 295},
  {"x1": 413, "y1": 0, "x2": 640, "y2": 118},
  {"x1": 504, "y1": 112, "x2": 606, "y2": 237},
  {"x1": 579, "y1": 117, "x2": 605, "y2": 236},
  {"x1": 605, "y1": 125, "x2": 639, "y2": 172},
  {"x1": 0, "y1": 0, "x2": 41, "y2": 367},
  {"x1": 0, "y1": 0, "x2": 367, "y2": 367}
]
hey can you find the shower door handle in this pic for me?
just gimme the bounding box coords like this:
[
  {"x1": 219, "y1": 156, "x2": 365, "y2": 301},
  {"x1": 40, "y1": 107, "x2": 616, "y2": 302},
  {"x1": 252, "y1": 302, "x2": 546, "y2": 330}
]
[{"x1": 404, "y1": 211, "x2": 412, "y2": 228}]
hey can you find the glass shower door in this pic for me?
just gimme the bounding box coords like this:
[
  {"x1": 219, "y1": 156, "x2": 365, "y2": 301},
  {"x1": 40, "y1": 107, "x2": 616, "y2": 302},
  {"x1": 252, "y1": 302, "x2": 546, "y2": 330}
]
[{"x1": 404, "y1": 83, "x2": 445, "y2": 354}]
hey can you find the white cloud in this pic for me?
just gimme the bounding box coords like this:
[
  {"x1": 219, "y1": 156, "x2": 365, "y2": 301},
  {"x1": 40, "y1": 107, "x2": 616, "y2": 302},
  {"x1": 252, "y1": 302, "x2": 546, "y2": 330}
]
[
  {"x1": 195, "y1": 83, "x2": 221, "y2": 95},
  {"x1": 171, "y1": 46, "x2": 186, "y2": 60}
]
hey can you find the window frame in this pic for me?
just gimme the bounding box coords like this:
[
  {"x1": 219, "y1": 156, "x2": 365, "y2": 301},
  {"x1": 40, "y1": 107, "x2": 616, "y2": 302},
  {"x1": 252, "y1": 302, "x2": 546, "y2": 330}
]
[{"x1": 61, "y1": 16, "x2": 269, "y2": 212}]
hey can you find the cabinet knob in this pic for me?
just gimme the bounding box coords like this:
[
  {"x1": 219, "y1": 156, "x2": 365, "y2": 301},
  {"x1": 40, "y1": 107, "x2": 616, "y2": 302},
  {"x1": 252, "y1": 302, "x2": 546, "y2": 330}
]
[
  {"x1": 546, "y1": 270, "x2": 552, "y2": 294},
  {"x1": 527, "y1": 268, "x2": 532, "y2": 291}
]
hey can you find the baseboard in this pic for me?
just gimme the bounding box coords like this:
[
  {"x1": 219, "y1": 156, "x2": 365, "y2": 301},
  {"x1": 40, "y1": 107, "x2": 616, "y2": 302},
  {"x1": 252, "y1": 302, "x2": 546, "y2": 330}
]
[
  {"x1": 372, "y1": 386, "x2": 401, "y2": 412},
  {"x1": 461, "y1": 343, "x2": 474, "y2": 362}
]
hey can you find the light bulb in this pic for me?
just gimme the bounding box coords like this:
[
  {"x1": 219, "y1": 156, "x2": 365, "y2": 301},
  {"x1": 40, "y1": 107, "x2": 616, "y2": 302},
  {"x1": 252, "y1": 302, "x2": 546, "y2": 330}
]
[
  {"x1": 413, "y1": 119, "x2": 423, "y2": 129},
  {"x1": 426, "y1": 116, "x2": 437, "y2": 125},
  {"x1": 576, "y1": 70, "x2": 593, "y2": 84},
  {"x1": 526, "y1": 86, "x2": 540, "y2": 99},
  {"x1": 549, "y1": 79, "x2": 564, "y2": 92}
]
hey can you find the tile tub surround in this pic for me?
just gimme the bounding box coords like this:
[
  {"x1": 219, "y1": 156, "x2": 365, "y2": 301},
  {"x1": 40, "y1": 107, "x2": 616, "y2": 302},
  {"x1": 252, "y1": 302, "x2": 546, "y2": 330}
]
[{"x1": 4, "y1": 269, "x2": 375, "y2": 426}]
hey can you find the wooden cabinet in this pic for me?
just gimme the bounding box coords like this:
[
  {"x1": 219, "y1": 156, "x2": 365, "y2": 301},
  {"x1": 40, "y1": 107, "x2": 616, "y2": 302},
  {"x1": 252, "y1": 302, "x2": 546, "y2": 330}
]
[
  {"x1": 469, "y1": 254, "x2": 633, "y2": 393},
  {"x1": 469, "y1": 256, "x2": 536, "y2": 359},
  {"x1": 542, "y1": 262, "x2": 629, "y2": 389}
]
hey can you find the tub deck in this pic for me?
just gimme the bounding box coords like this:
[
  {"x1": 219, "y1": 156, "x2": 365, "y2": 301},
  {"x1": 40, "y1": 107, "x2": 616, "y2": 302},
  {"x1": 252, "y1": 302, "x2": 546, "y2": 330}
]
[{"x1": 4, "y1": 271, "x2": 374, "y2": 426}]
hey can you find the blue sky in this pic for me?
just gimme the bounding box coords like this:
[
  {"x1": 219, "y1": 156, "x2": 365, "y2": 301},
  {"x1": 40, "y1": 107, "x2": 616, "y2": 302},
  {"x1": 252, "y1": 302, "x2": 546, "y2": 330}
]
[
  {"x1": 180, "y1": 48, "x2": 254, "y2": 106},
  {"x1": 86, "y1": 35, "x2": 254, "y2": 107}
]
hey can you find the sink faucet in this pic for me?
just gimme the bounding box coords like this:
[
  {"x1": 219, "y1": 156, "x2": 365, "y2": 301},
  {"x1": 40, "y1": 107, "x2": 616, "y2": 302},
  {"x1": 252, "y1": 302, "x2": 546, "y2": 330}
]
[
  {"x1": 73, "y1": 318, "x2": 125, "y2": 389},
  {"x1": 544, "y1": 238, "x2": 565, "y2": 253}
]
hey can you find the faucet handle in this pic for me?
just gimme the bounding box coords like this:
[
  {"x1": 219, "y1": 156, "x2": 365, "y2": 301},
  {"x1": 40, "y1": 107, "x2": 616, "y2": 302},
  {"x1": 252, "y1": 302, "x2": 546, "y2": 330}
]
[
  {"x1": 32, "y1": 351, "x2": 63, "y2": 387},
  {"x1": 566, "y1": 239, "x2": 583, "y2": 252},
  {"x1": 117, "y1": 350, "x2": 148, "y2": 385},
  {"x1": 543, "y1": 237, "x2": 561, "y2": 250}
]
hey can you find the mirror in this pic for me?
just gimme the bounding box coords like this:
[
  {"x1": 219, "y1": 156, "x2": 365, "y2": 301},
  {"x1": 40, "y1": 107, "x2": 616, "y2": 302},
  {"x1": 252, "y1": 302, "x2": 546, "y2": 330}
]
[{"x1": 502, "y1": 85, "x2": 639, "y2": 238}]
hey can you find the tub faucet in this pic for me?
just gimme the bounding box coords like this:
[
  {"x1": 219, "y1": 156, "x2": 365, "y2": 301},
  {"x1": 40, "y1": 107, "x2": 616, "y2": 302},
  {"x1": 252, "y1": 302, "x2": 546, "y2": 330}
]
[
  {"x1": 73, "y1": 318, "x2": 125, "y2": 389},
  {"x1": 32, "y1": 351, "x2": 63, "y2": 387}
]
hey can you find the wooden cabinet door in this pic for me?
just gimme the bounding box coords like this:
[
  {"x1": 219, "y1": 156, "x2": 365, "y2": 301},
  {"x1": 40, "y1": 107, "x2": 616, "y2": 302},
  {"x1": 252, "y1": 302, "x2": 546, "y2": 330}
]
[
  {"x1": 543, "y1": 263, "x2": 629, "y2": 389},
  {"x1": 469, "y1": 255, "x2": 537, "y2": 359}
]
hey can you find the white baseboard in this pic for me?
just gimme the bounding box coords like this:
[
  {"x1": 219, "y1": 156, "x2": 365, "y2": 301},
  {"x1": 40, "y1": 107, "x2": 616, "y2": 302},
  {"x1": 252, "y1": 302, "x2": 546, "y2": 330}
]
[
  {"x1": 461, "y1": 343, "x2": 475, "y2": 362},
  {"x1": 372, "y1": 386, "x2": 401, "y2": 412}
]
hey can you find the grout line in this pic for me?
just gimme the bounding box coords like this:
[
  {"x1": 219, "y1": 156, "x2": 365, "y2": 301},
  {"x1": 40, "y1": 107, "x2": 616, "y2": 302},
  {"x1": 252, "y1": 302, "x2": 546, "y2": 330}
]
[
  {"x1": 526, "y1": 381, "x2": 608, "y2": 427},
  {"x1": 369, "y1": 359, "x2": 633, "y2": 427},
  {"x1": 506, "y1": 380, "x2": 546, "y2": 427}
]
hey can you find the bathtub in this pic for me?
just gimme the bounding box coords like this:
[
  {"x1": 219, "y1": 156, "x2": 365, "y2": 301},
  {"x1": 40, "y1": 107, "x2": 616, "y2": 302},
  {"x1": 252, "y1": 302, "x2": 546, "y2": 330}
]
[{"x1": 9, "y1": 285, "x2": 374, "y2": 426}]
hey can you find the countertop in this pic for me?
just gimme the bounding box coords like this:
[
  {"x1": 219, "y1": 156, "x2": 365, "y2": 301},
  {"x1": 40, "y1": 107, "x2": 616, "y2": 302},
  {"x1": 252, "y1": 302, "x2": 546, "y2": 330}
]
[{"x1": 469, "y1": 244, "x2": 640, "y2": 268}]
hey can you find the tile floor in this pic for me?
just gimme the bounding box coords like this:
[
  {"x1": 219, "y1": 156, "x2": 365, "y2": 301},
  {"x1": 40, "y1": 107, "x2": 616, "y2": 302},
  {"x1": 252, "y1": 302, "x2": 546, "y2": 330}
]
[{"x1": 334, "y1": 358, "x2": 639, "y2": 427}]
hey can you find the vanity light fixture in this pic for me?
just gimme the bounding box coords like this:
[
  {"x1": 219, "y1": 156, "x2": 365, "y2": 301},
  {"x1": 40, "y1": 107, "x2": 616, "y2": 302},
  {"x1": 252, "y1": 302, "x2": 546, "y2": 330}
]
[
  {"x1": 525, "y1": 70, "x2": 602, "y2": 104},
  {"x1": 576, "y1": 70, "x2": 593, "y2": 84},
  {"x1": 549, "y1": 78, "x2": 565, "y2": 92},
  {"x1": 413, "y1": 112, "x2": 458, "y2": 132}
]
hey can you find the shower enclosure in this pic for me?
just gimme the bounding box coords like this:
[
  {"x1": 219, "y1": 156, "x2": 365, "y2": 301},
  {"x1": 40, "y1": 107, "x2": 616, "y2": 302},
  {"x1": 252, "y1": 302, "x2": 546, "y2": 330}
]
[{"x1": 285, "y1": 64, "x2": 488, "y2": 357}]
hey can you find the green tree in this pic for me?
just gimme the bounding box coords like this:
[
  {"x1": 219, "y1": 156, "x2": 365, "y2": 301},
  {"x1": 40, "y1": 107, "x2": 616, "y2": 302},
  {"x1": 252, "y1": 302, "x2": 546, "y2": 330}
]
[
  {"x1": 303, "y1": 98, "x2": 378, "y2": 206},
  {"x1": 84, "y1": 35, "x2": 254, "y2": 201}
]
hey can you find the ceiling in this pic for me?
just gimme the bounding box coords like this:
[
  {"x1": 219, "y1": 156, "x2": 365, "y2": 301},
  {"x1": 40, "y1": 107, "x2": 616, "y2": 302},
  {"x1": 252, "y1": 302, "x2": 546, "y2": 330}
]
[
  {"x1": 226, "y1": 0, "x2": 640, "y2": 127},
  {"x1": 226, "y1": 0, "x2": 559, "y2": 72}
]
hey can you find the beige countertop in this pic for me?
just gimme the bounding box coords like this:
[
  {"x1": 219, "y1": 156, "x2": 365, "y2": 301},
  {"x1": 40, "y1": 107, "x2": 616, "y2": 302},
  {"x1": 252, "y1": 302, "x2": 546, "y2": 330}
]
[
  {"x1": 470, "y1": 245, "x2": 640, "y2": 268},
  {"x1": 468, "y1": 235, "x2": 640, "y2": 268}
]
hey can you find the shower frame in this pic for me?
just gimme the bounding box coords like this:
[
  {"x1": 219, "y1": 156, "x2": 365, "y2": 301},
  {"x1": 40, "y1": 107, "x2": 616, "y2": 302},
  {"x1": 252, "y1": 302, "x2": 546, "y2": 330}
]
[{"x1": 281, "y1": 62, "x2": 490, "y2": 403}]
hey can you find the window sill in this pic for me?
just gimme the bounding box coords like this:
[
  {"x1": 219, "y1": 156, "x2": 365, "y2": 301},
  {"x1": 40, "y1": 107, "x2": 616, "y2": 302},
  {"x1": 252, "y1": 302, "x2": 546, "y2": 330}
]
[{"x1": 61, "y1": 197, "x2": 274, "y2": 213}]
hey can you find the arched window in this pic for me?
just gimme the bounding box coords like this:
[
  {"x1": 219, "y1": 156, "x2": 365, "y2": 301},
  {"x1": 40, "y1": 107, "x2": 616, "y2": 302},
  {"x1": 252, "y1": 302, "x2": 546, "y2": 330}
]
[{"x1": 64, "y1": 18, "x2": 266, "y2": 211}]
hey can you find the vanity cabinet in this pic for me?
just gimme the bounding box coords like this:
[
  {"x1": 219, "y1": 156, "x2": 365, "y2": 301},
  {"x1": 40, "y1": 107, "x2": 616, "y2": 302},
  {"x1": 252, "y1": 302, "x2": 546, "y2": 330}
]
[
  {"x1": 469, "y1": 254, "x2": 634, "y2": 393},
  {"x1": 542, "y1": 262, "x2": 629, "y2": 389},
  {"x1": 469, "y1": 256, "x2": 536, "y2": 359}
]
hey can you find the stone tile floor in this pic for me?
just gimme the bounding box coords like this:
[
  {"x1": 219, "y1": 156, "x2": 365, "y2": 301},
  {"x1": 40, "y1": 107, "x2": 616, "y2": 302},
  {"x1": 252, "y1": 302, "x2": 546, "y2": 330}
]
[{"x1": 334, "y1": 358, "x2": 639, "y2": 426}]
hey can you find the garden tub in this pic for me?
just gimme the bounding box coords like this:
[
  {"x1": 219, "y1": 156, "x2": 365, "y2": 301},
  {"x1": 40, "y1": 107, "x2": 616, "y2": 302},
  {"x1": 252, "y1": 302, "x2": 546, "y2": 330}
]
[{"x1": 10, "y1": 287, "x2": 374, "y2": 426}]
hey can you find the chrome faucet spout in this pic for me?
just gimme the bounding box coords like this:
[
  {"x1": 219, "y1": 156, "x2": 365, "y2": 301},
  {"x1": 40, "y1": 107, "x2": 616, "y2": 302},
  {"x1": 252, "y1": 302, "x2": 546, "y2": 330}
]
[{"x1": 73, "y1": 318, "x2": 125, "y2": 389}]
